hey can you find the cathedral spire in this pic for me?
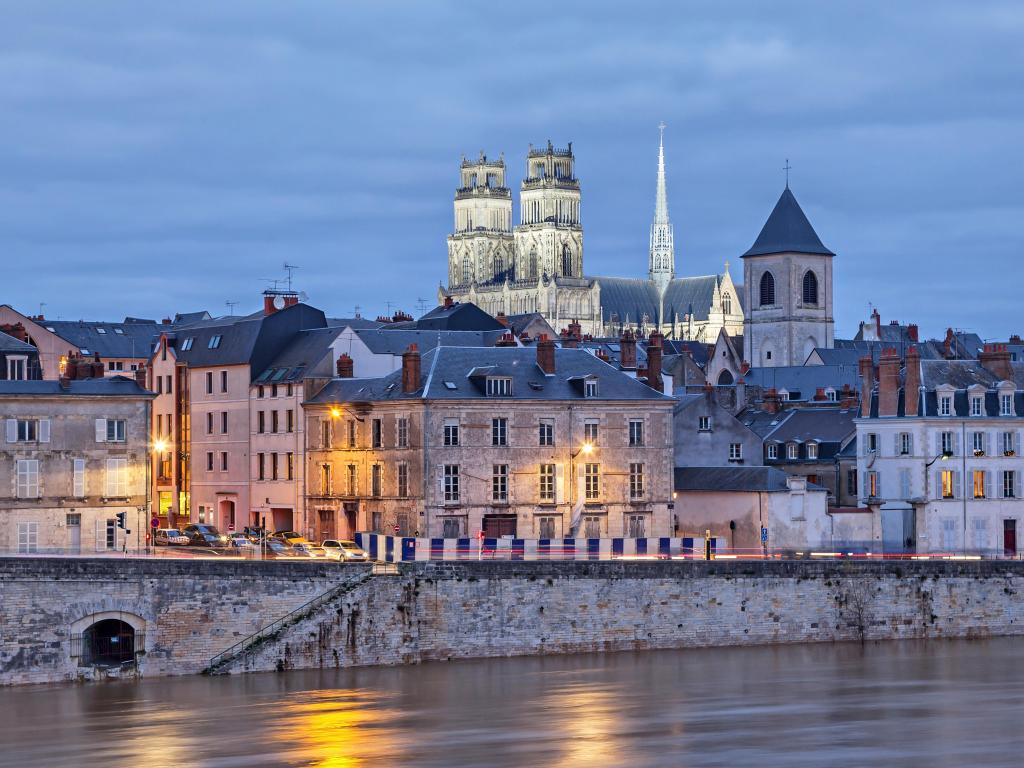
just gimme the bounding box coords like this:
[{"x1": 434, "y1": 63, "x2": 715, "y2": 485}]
[{"x1": 649, "y1": 122, "x2": 675, "y2": 295}]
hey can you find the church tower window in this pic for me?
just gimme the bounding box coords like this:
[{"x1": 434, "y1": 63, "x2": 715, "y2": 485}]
[
  {"x1": 529, "y1": 248, "x2": 538, "y2": 279},
  {"x1": 722, "y1": 292, "x2": 732, "y2": 315},
  {"x1": 802, "y1": 270, "x2": 818, "y2": 305},
  {"x1": 494, "y1": 252, "x2": 504, "y2": 280},
  {"x1": 462, "y1": 255, "x2": 472, "y2": 284},
  {"x1": 561, "y1": 245, "x2": 573, "y2": 277},
  {"x1": 759, "y1": 272, "x2": 775, "y2": 306}
]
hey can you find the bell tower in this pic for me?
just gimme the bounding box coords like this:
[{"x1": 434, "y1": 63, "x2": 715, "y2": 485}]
[{"x1": 446, "y1": 152, "x2": 514, "y2": 290}]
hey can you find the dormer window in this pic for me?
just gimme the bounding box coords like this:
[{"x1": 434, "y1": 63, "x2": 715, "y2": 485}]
[
  {"x1": 806, "y1": 443, "x2": 819, "y2": 460},
  {"x1": 181, "y1": 338, "x2": 194, "y2": 351},
  {"x1": 1000, "y1": 393, "x2": 1013, "y2": 416},
  {"x1": 970, "y1": 396, "x2": 983, "y2": 417},
  {"x1": 939, "y1": 395, "x2": 952, "y2": 416},
  {"x1": 96, "y1": 327, "x2": 106, "y2": 334},
  {"x1": 485, "y1": 376, "x2": 512, "y2": 397},
  {"x1": 584, "y1": 380, "x2": 598, "y2": 398},
  {"x1": 779, "y1": 390, "x2": 790, "y2": 401},
  {"x1": 787, "y1": 443, "x2": 799, "y2": 460},
  {"x1": 208, "y1": 335, "x2": 222, "y2": 349},
  {"x1": 766, "y1": 444, "x2": 778, "y2": 460},
  {"x1": 825, "y1": 388, "x2": 837, "y2": 402}
]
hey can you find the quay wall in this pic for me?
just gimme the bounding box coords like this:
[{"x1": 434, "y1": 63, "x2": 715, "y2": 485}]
[{"x1": 3, "y1": 558, "x2": 1024, "y2": 684}]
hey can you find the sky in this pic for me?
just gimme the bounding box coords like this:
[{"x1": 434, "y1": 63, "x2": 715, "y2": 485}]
[{"x1": 3, "y1": 1, "x2": 1022, "y2": 340}]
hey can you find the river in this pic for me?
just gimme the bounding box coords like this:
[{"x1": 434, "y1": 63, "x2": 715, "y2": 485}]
[{"x1": 2, "y1": 638, "x2": 1022, "y2": 767}]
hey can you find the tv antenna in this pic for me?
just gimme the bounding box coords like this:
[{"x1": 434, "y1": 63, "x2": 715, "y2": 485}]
[
  {"x1": 261, "y1": 278, "x2": 282, "y2": 291},
  {"x1": 416, "y1": 297, "x2": 430, "y2": 314},
  {"x1": 225, "y1": 300, "x2": 238, "y2": 316},
  {"x1": 283, "y1": 263, "x2": 299, "y2": 291}
]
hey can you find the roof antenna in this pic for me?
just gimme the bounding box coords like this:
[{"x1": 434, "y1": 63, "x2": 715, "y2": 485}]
[
  {"x1": 225, "y1": 300, "x2": 238, "y2": 316},
  {"x1": 783, "y1": 158, "x2": 792, "y2": 189},
  {"x1": 283, "y1": 263, "x2": 299, "y2": 292}
]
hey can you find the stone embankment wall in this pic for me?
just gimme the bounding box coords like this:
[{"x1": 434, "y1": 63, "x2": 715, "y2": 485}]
[{"x1": 3, "y1": 558, "x2": 1024, "y2": 685}]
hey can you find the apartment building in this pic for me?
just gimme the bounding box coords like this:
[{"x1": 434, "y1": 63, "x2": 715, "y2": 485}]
[
  {"x1": 304, "y1": 338, "x2": 675, "y2": 540},
  {"x1": 856, "y1": 344, "x2": 1023, "y2": 555},
  {"x1": 0, "y1": 372, "x2": 152, "y2": 553}
]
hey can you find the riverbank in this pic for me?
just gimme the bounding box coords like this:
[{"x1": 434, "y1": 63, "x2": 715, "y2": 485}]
[{"x1": 2, "y1": 557, "x2": 1024, "y2": 685}]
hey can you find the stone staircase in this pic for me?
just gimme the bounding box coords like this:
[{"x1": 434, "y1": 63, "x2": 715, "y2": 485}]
[{"x1": 203, "y1": 568, "x2": 372, "y2": 675}]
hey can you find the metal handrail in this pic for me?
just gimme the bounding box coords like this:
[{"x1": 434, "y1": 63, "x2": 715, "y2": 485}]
[{"x1": 204, "y1": 568, "x2": 371, "y2": 674}]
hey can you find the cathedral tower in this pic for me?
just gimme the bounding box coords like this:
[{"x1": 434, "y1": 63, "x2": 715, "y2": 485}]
[
  {"x1": 741, "y1": 184, "x2": 835, "y2": 367},
  {"x1": 513, "y1": 141, "x2": 584, "y2": 282},
  {"x1": 649, "y1": 123, "x2": 675, "y2": 294},
  {"x1": 447, "y1": 152, "x2": 515, "y2": 289}
]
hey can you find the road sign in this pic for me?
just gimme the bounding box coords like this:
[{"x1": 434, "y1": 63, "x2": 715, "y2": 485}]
[
  {"x1": 477, "y1": 530, "x2": 485, "y2": 539},
  {"x1": 228, "y1": 522, "x2": 235, "y2": 532},
  {"x1": 393, "y1": 524, "x2": 400, "y2": 534},
  {"x1": 761, "y1": 526, "x2": 769, "y2": 543},
  {"x1": 151, "y1": 517, "x2": 159, "y2": 529}
]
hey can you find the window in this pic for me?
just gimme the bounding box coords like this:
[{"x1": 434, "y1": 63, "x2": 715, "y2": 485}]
[
  {"x1": 492, "y1": 464, "x2": 508, "y2": 501},
  {"x1": 443, "y1": 465, "x2": 460, "y2": 502},
  {"x1": 17, "y1": 522, "x2": 38, "y2": 554},
  {"x1": 397, "y1": 463, "x2": 409, "y2": 498},
  {"x1": 286, "y1": 452, "x2": 294, "y2": 480},
  {"x1": 722, "y1": 292, "x2": 732, "y2": 315},
  {"x1": 538, "y1": 516, "x2": 558, "y2": 539},
  {"x1": 584, "y1": 380, "x2": 599, "y2": 398},
  {"x1": 1003, "y1": 471, "x2": 1017, "y2": 499},
  {"x1": 846, "y1": 469, "x2": 858, "y2": 497},
  {"x1": 258, "y1": 411, "x2": 266, "y2": 434},
  {"x1": 941, "y1": 518, "x2": 957, "y2": 550},
  {"x1": 970, "y1": 397, "x2": 983, "y2": 417},
  {"x1": 206, "y1": 451, "x2": 214, "y2": 471},
  {"x1": 539, "y1": 464, "x2": 555, "y2": 501},
  {"x1": 804, "y1": 443, "x2": 818, "y2": 460},
  {"x1": 583, "y1": 516, "x2": 602, "y2": 538},
  {"x1": 766, "y1": 444, "x2": 778, "y2": 460},
  {"x1": 492, "y1": 417, "x2": 508, "y2": 446},
  {"x1": 729, "y1": 443, "x2": 743, "y2": 461},
  {"x1": 372, "y1": 418, "x2": 382, "y2": 448},
  {"x1": 346, "y1": 464, "x2": 357, "y2": 496},
  {"x1": 271, "y1": 453, "x2": 279, "y2": 480},
  {"x1": 105, "y1": 458, "x2": 127, "y2": 497},
  {"x1": 1000, "y1": 393, "x2": 1013, "y2": 416},
  {"x1": 626, "y1": 514, "x2": 646, "y2": 538},
  {"x1": 397, "y1": 417, "x2": 408, "y2": 448},
  {"x1": 973, "y1": 470, "x2": 987, "y2": 499},
  {"x1": 1003, "y1": 431, "x2": 1016, "y2": 456},
  {"x1": 629, "y1": 463, "x2": 644, "y2": 498},
  {"x1": 802, "y1": 270, "x2": 818, "y2": 305},
  {"x1": 73, "y1": 458, "x2": 85, "y2": 496},
  {"x1": 12, "y1": 418, "x2": 38, "y2": 442},
  {"x1": 825, "y1": 388, "x2": 837, "y2": 402},
  {"x1": 221, "y1": 452, "x2": 228, "y2": 472},
  {"x1": 972, "y1": 431, "x2": 986, "y2": 456},
  {"x1": 443, "y1": 421, "x2": 460, "y2": 446},
  {"x1": 206, "y1": 413, "x2": 214, "y2": 434},
  {"x1": 442, "y1": 518, "x2": 462, "y2": 538},
  {"x1": 257, "y1": 453, "x2": 266, "y2": 480},
  {"x1": 899, "y1": 468, "x2": 911, "y2": 499},
  {"x1": 787, "y1": 443, "x2": 799, "y2": 460},
  {"x1": 257, "y1": 386, "x2": 264, "y2": 399},
  {"x1": 181, "y1": 337, "x2": 194, "y2": 351},
  {"x1": 321, "y1": 463, "x2": 332, "y2": 494},
  {"x1": 16, "y1": 459, "x2": 39, "y2": 498},
  {"x1": 584, "y1": 420, "x2": 599, "y2": 444},
  {"x1": 486, "y1": 377, "x2": 513, "y2": 397},
  {"x1": 584, "y1": 463, "x2": 599, "y2": 500},
  {"x1": 205, "y1": 372, "x2": 213, "y2": 394},
  {"x1": 899, "y1": 432, "x2": 911, "y2": 455},
  {"x1": 941, "y1": 469, "x2": 955, "y2": 499},
  {"x1": 347, "y1": 420, "x2": 356, "y2": 448},
  {"x1": 759, "y1": 271, "x2": 775, "y2": 306},
  {"x1": 321, "y1": 419, "x2": 331, "y2": 448},
  {"x1": 866, "y1": 433, "x2": 878, "y2": 453},
  {"x1": 271, "y1": 384, "x2": 278, "y2": 398},
  {"x1": 939, "y1": 395, "x2": 952, "y2": 416},
  {"x1": 371, "y1": 465, "x2": 382, "y2": 497},
  {"x1": 7, "y1": 356, "x2": 27, "y2": 380},
  {"x1": 208, "y1": 335, "x2": 222, "y2": 349},
  {"x1": 106, "y1": 419, "x2": 126, "y2": 443},
  {"x1": 539, "y1": 420, "x2": 554, "y2": 446},
  {"x1": 867, "y1": 470, "x2": 879, "y2": 498},
  {"x1": 220, "y1": 371, "x2": 228, "y2": 393},
  {"x1": 698, "y1": 416, "x2": 711, "y2": 432},
  {"x1": 271, "y1": 410, "x2": 279, "y2": 434},
  {"x1": 941, "y1": 431, "x2": 954, "y2": 455},
  {"x1": 628, "y1": 420, "x2": 644, "y2": 447}
]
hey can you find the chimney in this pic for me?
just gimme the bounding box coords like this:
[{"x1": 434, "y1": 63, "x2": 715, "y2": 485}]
[
  {"x1": 979, "y1": 343, "x2": 1013, "y2": 380},
  {"x1": 878, "y1": 348, "x2": 900, "y2": 417},
  {"x1": 336, "y1": 353, "x2": 354, "y2": 378},
  {"x1": 736, "y1": 377, "x2": 746, "y2": 408},
  {"x1": 161, "y1": 317, "x2": 172, "y2": 325},
  {"x1": 858, "y1": 355, "x2": 875, "y2": 418},
  {"x1": 284, "y1": 294, "x2": 299, "y2": 308},
  {"x1": 495, "y1": 332, "x2": 517, "y2": 347},
  {"x1": 560, "y1": 328, "x2": 578, "y2": 349},
  {"x1": 813, "y1": 387, "x2": 826, "y2": 401},
  {"x1": 872, "y1": 308, "x2": 881, "y2": 337},
  {"x1": 568, "y1": 319, "x2": 582, "y2": 342},
  {"x1": 646, "y1": 331, "x2": 664, "y2": 392},
  {"x1": 907, "y1": 324, "x2": 919, "y2": 342},
  {"x1": 536, "y1": 334, "x2": 556, "y2": 375},
  {"x1": 839, "y1": 383, "x2": 857, "y2": 410},
  {"x1": 943, "y1": 328, "x2": 955, "y2": 359},
  {"x1": 134, "y1": 363, "x2": 148, "y2": 388},
  {"x1": 443, "y1": 295, "x2": 454, "y2": 309},
  {"x1": 495, "y1": 312, "x2": 509, "y2": 328},
  {"x1": 401, "y1": 344, "x2": 421, "y2": 393},
  {"x1": 904, "y1": 345, "x2": 921, "y2": 416},
  {"x1": 264, "y1": 294, "x2": 278, "y2": 316},
  {"x1": 92, "y1": 353, "x2": 105, "y2": 379},
  {"x1": 763, "y1": 388, "x2": 782, "y2": 415},
  {"x1": 1010, "y1": 334, "x2": 1022, "y2": 345},
  {"x1": 619, "y1": 329, "x2": 637, "y2": 369}
]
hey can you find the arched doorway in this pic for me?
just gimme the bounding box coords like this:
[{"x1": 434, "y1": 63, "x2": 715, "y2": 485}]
[
  {"x1": 717, "y1": 369, "x2": 734, "y2": 385},
  {"x1": 83, "y1": 619, "x2": 137, "y2": 666}
]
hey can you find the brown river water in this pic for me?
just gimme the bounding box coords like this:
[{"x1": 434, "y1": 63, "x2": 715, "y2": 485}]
[{"x1": 1, "y1": 638, "x2": 1023, "y2": 767}]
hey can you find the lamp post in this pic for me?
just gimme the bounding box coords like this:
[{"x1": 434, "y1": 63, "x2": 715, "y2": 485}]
[{"x1": 924, "y1": 449, "x2": 952, "y2": 554}]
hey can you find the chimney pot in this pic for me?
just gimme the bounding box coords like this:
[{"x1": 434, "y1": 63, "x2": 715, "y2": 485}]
[
  {"x1": 336, "y1": 353, "x2": 354, "y2": 378},
  {"x1": 858, "y1": 355, "x2": 875, "y2": 418},
  {"x1": 619, "y1": 329, "x2": 637, "y2": 369},
  {"x1": 401, "y1": 344, "x2": 421, "y2": 393},
  {"x1": 877, "y1": 348, "x2": 900, "y2": 417},
  {"x1": 905, "y1": 345, "x2": 921, "y2": 416},
  {"x1": 646, "y1": 331, "x2": 664, "y2": 392},
  {"x1": 536, "y1": 336, "x2": 556, "y2": 375}
]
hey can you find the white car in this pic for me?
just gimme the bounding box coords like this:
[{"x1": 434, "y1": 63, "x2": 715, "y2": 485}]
[
  {"x1": 154, "y1": 528, "x2": 189, "y2": 546},
  {"x1": 321, "y1": 539, "x2": 369, "y2": 562}
]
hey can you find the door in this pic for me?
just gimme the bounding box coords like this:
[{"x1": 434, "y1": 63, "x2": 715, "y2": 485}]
[
  {"x1": 583, "y1": 515, "x2": 602, "y2": 539},
  {"x1": 343, "y1": 505, "x2": 357, "y2": 539},
  {"x1": 1004, "y1": 520, "x2": 1017, "y2": 558},
  {"x1": 483, "y1": 515, "x2": 517, "y2": 538},
  {"x1": 318, "y1": 510, "x2": 335, "y2": 542},
  {"x1": 67, "y1": 514, "x2": 81, "y2": 554}
]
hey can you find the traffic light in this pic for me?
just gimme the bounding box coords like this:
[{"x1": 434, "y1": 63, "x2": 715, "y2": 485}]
[{"x1": 116, "y1": 511, "x2": 127, "y2": 530}]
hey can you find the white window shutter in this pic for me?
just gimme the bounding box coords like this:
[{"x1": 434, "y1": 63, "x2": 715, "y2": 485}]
[
  {"x1": 954, "y1": 470, "x2": 962, "y2": 499},
  {"x1": 985, "y1": 471, "x2": 992, "y2": 499},
  {"x1": 954, "y1": 432, "x2": 961, "y2": 456},
  {"x1": 95, "y1": 418, "x2": 107, "y2": 443},
  {"x1": 5, "y1": 419, "x2": 16, "y2": 443},
  {"x1": 935, "y1": 471, "x2": 942, "y2": 500},
  {"x1": 893, "y1": 433, "x2": 900, "y2": 455},
  {"x1": 1016, "y1": 431, "x2": 1022, "y2": 455},
  {"x1": 1016, "y1": 471, "x2": 1022, "y2": 500},
  {"x1": 555, "y1": 464, "x2": 565, "y2": 504},
  {"x1": 935, "y1": 432, "x2": 942, "y2": 455},
  {"x1": 39, "y1": 419, "x2": 50, "y2": 443},
  {"x1": 862, "y1": 473, "x2": 869, "y2": 499},
  {"x1": 907, "y1": 433, "x2": 914, "y2": 454}
]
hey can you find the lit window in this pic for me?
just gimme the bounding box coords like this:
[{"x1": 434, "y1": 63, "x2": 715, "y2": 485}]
[
  {"x1": 941, "y1": 470, "x2": 954, "y2": 499},
  {"x1": 867, "y1": 471, "x2": 879, "y2": 498},
  {"x1": 539, "y1": 464, "x2": 555, "y2": 501},
  {"x1": 973, "y1": 470, "x2": 986, "y2": 499}
]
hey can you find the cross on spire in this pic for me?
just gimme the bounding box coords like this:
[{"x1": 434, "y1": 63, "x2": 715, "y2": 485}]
[{"x1": 783, "y1": 158, "x2": 792, "y2": 188}]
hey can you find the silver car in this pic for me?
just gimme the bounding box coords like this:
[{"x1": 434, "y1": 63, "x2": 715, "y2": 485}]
[
  {"x1": 155, "y1": 528, "x2": 189, "y2": 546},
  {"x1": 321, "y1": 539, "x2": 369, "y2": 562}
]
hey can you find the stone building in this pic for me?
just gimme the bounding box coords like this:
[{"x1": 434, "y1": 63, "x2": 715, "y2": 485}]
[
  {"x1": 304, "y1": 340, "x2": 675, "y2": 540},
  {"x1": 0, "y1": 370, "x2": 152, "y2": 553},
  {"x1": 674, "y1": 389, "x2": 763, "y2": 469},
  {"x1": 855, "y1": 344, "x2": 1023, "y2": 555},
  {"x1": 0, "y1": 329, "x2": 42, "y2": 381},
  {"x1": 441, "y1": 131, "x2": 745, "y2": 342}
]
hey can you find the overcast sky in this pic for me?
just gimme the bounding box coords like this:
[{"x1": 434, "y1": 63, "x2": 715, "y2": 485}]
[{"x1": 3, "y1": 1, "x2": 1022, "y2": 340}]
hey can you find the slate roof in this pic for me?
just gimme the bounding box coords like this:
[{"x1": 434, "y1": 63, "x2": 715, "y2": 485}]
[
  {"x1": 674, "y1": 466, "x2": 825, "y2": 493},
  {"x1": 42, "y1": 318, "x2": 160, "y2": 359},
  {"x1": 353, "y1": 328, "x2": 508, "y2": 356},
  {"x1": 812, "y1": 342, "x2": 944, "y2": 366},
  {"x1": 172, "y1": 311, "x2": 212, "y2": 325},
  {"x1": 394, "y1": 302, "x2": 504, "y2": 332},
  {"x1": 761, "y1": 407, "x2": 857, "y2": 444},
  {"x1": 742, "y1": 187, "x2": 834, "y2": 258},
  {"x1": 741, "y1": 365, "x2": 861, "y2": 397},
  {"x1": 328, "y1": 317, "x2": 386, "y2": 330},
  {"x1": 863, "y1": 360, "x2": 1024, "y2": 418},
  {"x1": 595, "y1": 274, "x2": 734, "y2": 326},
  {"x1": 254, "y1": 327, "x2": 340, "y2": 383},
  {"x1": 307, "y1": 347, "x2": 673, "y2": 405},
  {"x1": 0, "y1": 330, "x2": 35, "y2": 353},
  {"x1": 0, "y1": 376, "x2": 152, "y2": 397}
]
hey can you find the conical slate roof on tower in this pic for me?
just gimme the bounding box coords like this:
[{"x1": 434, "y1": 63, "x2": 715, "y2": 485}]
[{"x1": 742, "y1": 187, "x2": 834, "y2": 257}]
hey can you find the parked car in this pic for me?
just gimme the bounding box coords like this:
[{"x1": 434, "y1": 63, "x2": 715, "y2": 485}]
[
  {"x1": 263, "y1": 540, "x2": 302, "y2": 559},
  {"x1": 292, "y1": 543, "x2": 329, "y2": 558},
  {"x1": 183, "y1": 524, "x2": 228, "y2": 547},
  {"x1": 154, "y1": 528, "x2": 189, "y2": 546},
  {"x1": 227, "y1": 532, "x2": 254, "y2": 550},
  {"x1": 321, "y1": 539, "x2": 369, "y2": 562},
  {"x1": 271, "y1": 531, "x2": 308, "y2": 546}
]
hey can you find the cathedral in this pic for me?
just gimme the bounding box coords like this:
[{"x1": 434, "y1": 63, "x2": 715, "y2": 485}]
[{"x1": 439, "y1": 129, "x2": 745, "y2": 341}]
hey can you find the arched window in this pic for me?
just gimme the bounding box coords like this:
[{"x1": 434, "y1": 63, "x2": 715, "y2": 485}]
[
  {"x1": 462, "y1": 255, "x2": 472, "y2": 284},
  {"x1": 528, "y1": 248, "x2": 538, "y2": 279},
  {"x1": 561, "y1": 245, "x2": 573, "y2": 277},
  {"x1": 717, "y1": 369, "x2": 734, "y2": 385},
  {"x1": 802, "y1": 270, "x2": 819, "y2": 305},
  {"x1": 494, "y1": 252, "x2": 504, "y2": 279},
  {"x1": 722, "y1": 292, "x2": 732, "y2": 315},
  {"x1": 759, "y1": 272, "x2": 775, "y2": 306}
]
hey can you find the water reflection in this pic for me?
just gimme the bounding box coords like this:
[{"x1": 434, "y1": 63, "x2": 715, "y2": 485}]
[{"x1": 2, "y1": 639, "x2": 1024, "y2": 767}]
